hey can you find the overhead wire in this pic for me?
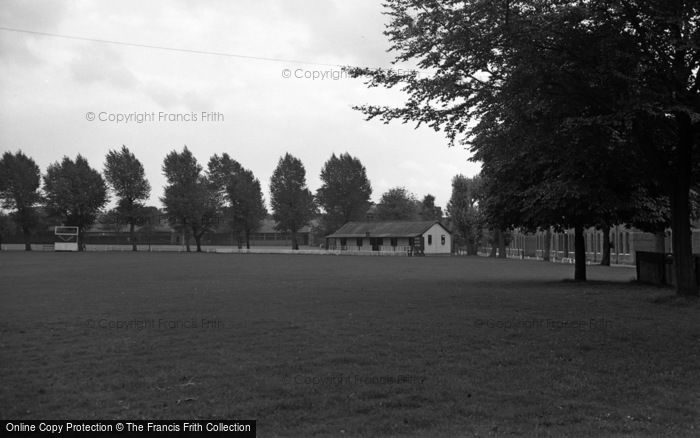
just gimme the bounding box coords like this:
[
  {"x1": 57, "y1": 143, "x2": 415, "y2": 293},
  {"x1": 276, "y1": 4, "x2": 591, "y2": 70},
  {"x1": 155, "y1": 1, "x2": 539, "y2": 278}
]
[{"x1": 0, "y1": 26, "x2": 346, "y2": 68}]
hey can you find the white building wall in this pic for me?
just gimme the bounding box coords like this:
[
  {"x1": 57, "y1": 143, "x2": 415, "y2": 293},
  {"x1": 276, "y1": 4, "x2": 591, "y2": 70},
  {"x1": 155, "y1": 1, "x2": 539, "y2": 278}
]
[
  {"x1": 343, "y1": 237, "x2": 364, "y2": 251},
  {"x1": 396, "y1": 237, "x2": 411, "y2": 250},
  {"x1": 422, "y1": 224, "x2": 451, "y2": 254},
  {"x1": 377, "y1": 237, "x2": 412, "y2": 253},
  {"x1": 331, "y1": 233, "x2": 451, "y2": 254}
]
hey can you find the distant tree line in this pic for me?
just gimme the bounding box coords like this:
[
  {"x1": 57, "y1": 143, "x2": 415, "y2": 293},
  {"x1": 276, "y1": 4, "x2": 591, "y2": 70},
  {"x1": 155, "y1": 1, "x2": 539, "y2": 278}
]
[{"x1": 0, "y1": 148, "x2": 458, "y2": 252}]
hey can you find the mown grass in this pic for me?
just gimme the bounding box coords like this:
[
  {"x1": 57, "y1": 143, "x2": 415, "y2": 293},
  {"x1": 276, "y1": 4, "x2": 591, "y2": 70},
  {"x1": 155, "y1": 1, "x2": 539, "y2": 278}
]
[{"x1": 0, "y1": 252, "x2": 698, "y2": 437}]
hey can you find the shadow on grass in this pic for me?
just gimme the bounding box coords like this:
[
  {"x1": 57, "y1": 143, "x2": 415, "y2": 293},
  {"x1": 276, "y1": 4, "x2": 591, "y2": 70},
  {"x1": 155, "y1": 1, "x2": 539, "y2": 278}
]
[
  {"x1": 560, "y1": 279, "x2": 634, "y2": 285},
  {"x1": 648, "y1": 293, "x2": 700, "y2": 307}
]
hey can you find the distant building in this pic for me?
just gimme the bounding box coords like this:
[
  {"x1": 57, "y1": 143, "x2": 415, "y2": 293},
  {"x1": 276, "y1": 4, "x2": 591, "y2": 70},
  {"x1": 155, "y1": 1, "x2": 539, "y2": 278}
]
[
  {"x1": 326, "y1": 220, "x2": 451, "y2": 255},
  {"x1": 503, "y1": 225, "x2": 700, "y2": 265},
  {"x1": 504, "y1": 226, "x2": 640, "y2": 264},
  {"x1": 248, "y1": 218, "x2": 314, "y2": 247},
  {"x1": 80, "y1": 215, "x2": 315, "y2": 247}
]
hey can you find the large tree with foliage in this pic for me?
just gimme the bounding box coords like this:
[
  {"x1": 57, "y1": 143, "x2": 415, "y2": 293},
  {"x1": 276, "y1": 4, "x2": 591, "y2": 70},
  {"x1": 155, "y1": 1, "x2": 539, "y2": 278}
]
[
  {"x1": 43, "y1": 155, "x2": 108, "y2": 250},
  {"x1": 103, "y1": 145, "x2": 151, "y2": 251},
  {"x1": 358, "y1": 1, "x2": 635, "y2": 279},
  {"x1": 270, "y1": 153, "x2": 316, "y2": 250},
  {"x1": 472, "y1": 30, "x2": 639, "y2": 275},
  {"x1": 208, "y1": 153, "x2": 243, "y2": 245},
  {"x1": 208, "y1": 153, "x2": 267, "y2": 249},
  {"x1": 0, "y1": 151, "x2": 42, "y2": 250},
  {"x1": 349, "y1": 1, "x2": 698, "y2": 292},
  {"x1": 447, "y1": 175, "x2": 483, "y2": 255},
  {"x1": 232, "y1": 169, "x2": 267, "y2": 249},
  {"x1": 375, "y1": 187, "x2": 420, "y2": 220},
  {"x1": 609, "y1": 0, "x2": 700, "y2": 294},
  {"x1": 161, "y1": 147, "x2": 220, "y2": 252},
  {"x1": 316, "y1": 153, "x2": 372, "y2": 235}
]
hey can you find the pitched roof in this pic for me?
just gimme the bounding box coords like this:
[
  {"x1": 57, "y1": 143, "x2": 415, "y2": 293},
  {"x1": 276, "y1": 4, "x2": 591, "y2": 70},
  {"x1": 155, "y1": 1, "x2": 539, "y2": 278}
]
[{"x1": 327, "y1": 221, "x2": 449, "y2": 238}]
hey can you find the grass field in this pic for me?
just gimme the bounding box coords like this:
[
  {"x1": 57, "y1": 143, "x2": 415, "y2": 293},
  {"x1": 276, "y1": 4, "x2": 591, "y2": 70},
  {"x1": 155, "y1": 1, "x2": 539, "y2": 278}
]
[{"x1": 0, "y1": 252, "x2": 698, "y2": 437}]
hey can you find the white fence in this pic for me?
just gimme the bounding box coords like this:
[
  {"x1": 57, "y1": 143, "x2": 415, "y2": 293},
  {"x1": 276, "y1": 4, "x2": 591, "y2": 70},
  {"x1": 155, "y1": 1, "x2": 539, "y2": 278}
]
[
  {"x1": 215, "y1": 248, "x2": 410, "y2": 256},
  {"x1": 0, "y1": 243, "x2": 412, "y2": 256}
]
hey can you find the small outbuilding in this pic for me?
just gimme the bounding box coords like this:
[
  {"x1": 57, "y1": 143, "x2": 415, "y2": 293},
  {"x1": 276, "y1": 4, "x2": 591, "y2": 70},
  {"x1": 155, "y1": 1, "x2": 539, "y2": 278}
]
[{"x1": 326, "y1": 220, "x2": 452, "y2": 255}]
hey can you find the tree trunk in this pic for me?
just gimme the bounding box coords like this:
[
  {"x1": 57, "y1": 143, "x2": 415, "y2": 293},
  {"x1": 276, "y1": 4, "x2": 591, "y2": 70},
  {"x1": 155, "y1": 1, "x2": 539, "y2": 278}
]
[
  {"x1": 130, "y1": 221, "x2": 137, "y2": 251},
  {"x1": 191, "y1": 225, "x2": 204, "y2": 253},
  {"x1": 463, "y1": 228, "x2": 479, "y2": 255},
  {"x1": 574, "y1": 225, "x2": 586, "y2": 281},
  {"x1": 543, "y1": 228, "x2": 551, "y2": 261},
  {"x1": 194, "y1": 230, "x2": 203, "y2": 252},
  {"x1": 600, "y1": 225, "x2": 610, "y2": 266},
  {"x1": 245, "y1": 229, "x2": 251, "y2": 249},
  {"x1": 654, "y1": 231, "x2": 665, "y2": 253},
  {"x1": 466, "y1": 241, "x2": 476, "y2": 255},
  {"x1": 464, "y1": 228, "x2": 475, "y2": 255},
  {"x1": 23, "y1": 226, "x2": 31, "y2": 251},
  {"x1": 497, "y1": 229, "x2": 506, "y2": 258},
  {"x1": 671, "y1": 112, "x2": 697, "y2": 295},
  {"x1": 671, "y1": 187, "x2": 694, "y2": 294},
  {"x1": 291, "y1": 230, "x2": 299, "y2": 250},
  {"x1": 183, "y1": 223, "x2": 191, "y2": 252}
]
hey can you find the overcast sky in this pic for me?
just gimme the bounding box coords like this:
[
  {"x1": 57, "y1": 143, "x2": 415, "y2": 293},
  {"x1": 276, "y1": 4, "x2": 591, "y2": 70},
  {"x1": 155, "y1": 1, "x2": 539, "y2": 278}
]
[{"x1": 0, "y1": 0, "x2": 481, "y2": 212}]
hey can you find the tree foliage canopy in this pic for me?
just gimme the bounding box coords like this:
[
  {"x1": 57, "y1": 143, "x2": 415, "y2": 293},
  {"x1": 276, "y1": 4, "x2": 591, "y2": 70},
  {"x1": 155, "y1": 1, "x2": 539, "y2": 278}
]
[
  {"x1": 0, "y1": 150, "x2": 42, "y2": 248},
  {"x1": 104, "y1": 145, "x2": 151, "y2": 250},
  {"x1": 270, "y1": 153, "x2": 316, "y2": 249},
  {"x1": 104, "y1": 145, "x2": 151, "y2": 217},
  {"x1": 316, "y1": 153, "x2": 372, "y2": 233},
  {"x1": 447, "y1": 174, "x2": 483, "y2": 254},
  {"x1": 43, "y1": 155, "x2": 108, "y2": 236},
  {"x1": 208, "y1": 153, "x2": 266, "y2": 248},
  {"x1": 161, "y1": 147, "x2": 220, "y2": 252},
  {"x1": 419, "y1": 194, "x2": 443, "y2": 221},
  {"x1": 375, "y1": 187, "x2": 420, "y2": 220}
]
